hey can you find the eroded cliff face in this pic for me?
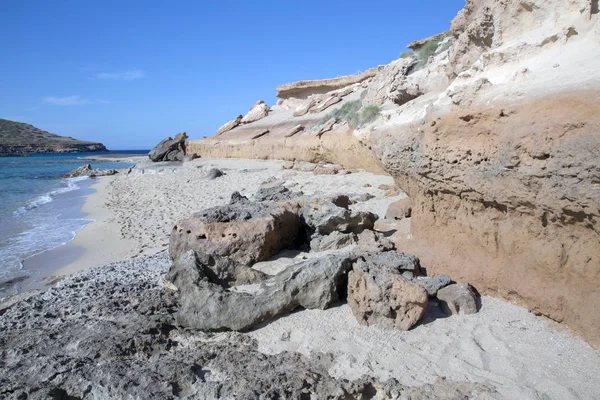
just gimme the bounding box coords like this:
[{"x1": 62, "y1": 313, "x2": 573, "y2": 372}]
[
  {"x1": 190, "y1": 0, "x2": 600, "y2": 345},
  {"x1": 372, "y1": 92, "x2": 600, "y2": 345}
]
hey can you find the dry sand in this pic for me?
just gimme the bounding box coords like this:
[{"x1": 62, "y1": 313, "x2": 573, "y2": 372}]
[{"x1": 43, "y1": 157, "x2": 600, "y2": 399}]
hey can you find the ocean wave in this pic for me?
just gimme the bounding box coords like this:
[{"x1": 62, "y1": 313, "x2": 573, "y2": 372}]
[{"x1": 14, "y1": 176, "x2": 89, "y2": 216}]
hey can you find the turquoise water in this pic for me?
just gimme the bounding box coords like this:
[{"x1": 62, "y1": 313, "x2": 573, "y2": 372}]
[{"x1": 0, "y1": 151, "x2": 144, "y2": 294}]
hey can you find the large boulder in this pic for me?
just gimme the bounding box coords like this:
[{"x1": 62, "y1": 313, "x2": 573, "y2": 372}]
[
  {"x1": 148, "y1": 132, "x2": 188, "y2": 162},
  {"x1": 348, "y1": 254, "x2": 428, "y2": 331},
  {"x1": 167, "y1": 251, "x2": 354, "y2": 331},
  {"x1": 437, "y1": 283, "x2": 478, "y2": 315},
  {"x1": 241, "y1": 100, "x2": 269, "y2": 124},
  {"x1": 293, "y1": 97, "x2": 318, "y2": 117},
  {"x1": 301, "y1": 197, "x2": 377, "y2": 235},
  {"x1": 169, "y1": 193, "x2": 302, "y2": 266}
]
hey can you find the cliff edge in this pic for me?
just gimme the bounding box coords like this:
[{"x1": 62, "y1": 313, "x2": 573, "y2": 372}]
[{"x1": 189, "y1": 0, "x2": 600, "y2": 346}]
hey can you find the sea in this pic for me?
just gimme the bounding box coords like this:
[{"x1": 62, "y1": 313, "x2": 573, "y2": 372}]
[{"x1": 0, "y1": 150, "x2": 146, "y2": 296}]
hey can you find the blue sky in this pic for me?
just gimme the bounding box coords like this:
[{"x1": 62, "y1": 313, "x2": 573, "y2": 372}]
[{"x1": 0, "y1": 1, "x2": 464, "y2": 150}]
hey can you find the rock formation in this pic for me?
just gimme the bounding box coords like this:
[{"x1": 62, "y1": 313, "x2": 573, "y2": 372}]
[
  {"x1": 185, "y1": 0, "x2": 600, "y2": 346},
  {"x1": 276, "y1": 68, "x2": 378, "y2": 100},
  {"x1": 348, "y1": 254, "x2": 428, "y2": 331},
  {"x1": 148, "y1": 132, "x2": 188, "y2": 162},
  {"x1": 63, "y1": 164, "x2": 118, "y2": 178},
  {"x1": 169, "y1": 193, "x2": 302, "y2": 266},
  {"x1": 241, "y1": 100, "x2": 269, "y2": 124}
]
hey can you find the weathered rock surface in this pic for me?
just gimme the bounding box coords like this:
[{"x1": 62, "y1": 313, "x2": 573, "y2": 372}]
[
  {"x1": 437, "y1": 283, "x2": 478, "y2": 315},
  {"x1": 169, "y1": 252, "x2": 354, "y2": 331},
  {"x1": 253, "y1": 180, "x2": 301, "y2": 202},
  {"x1": 363, "y1": 58, "x2": 416, "y2": 106},
  {"x1": 413, "y1": 275, "x2": 452, "y2": 297},
  {"x1": 317, "y1": 117, "x2": 337, "y2": 138},
  {"x1": 169, "y1": 194, "x2": 302, "y2": 265},
  {"x1": 385, "y1": 198, "x2": 412, "y2": 220},
  {"x1": 293, "y1": 97, "x2": 317, "y2": 117},
  {"x1": 2, "y1": 253, "x2": 489, "y2": 399},
  {"x1": 285, "y1": 124, "x2": 305, "y2": 137},
  {"x1": 301, "y1": 197, "x2": 377, "y2": 235},
  {"x1": 148, "y1": 132, "x2": 188, "y2": 162},
  {"x1": 362, "y1": 251, "x2": 422, "y2": 279},
  {"x1": 310, "y1": 231, "x2": 357, "y2": 252},
  {"x1": 241, "y1": 100, "x2": 269, "y2": 124},
  {"x1": 348, "y1": 255, "x2": 428, "y2": 330},
  {"x1": 311, "y1": 95, "x2": 342, "y2": 114},
  {"x1": 277, "y1": 68, "x2": 378, "y2": 99},
  {"x1": 216, "y1": 115, "x2": 242, "y2": 136},
  {"x1": 63, "y1": 164, "x2": 118, "y2": 178}
]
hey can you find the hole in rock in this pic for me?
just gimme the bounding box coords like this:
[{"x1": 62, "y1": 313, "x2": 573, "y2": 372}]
[{"x1": 593, "y1": 0, "x2": 599, "y2": 14}]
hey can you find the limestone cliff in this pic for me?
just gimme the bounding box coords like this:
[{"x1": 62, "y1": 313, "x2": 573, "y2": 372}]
[{"x1": 189, "y1": 0, "x2": 600, "y2": 345}]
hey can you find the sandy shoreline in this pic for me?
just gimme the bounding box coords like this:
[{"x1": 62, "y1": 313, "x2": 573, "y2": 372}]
[
  {"x1": 2, "y1": 156, "x2": 599, "y2": 399},
  {"x1": 52, "y1": 176, "x2": 139, "y2": 277}
]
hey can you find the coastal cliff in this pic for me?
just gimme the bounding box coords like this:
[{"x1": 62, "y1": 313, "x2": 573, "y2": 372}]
[
  {"x1": 0, "y1": 119, "x2": 107, "y2": 155},
  {"x1": 189, "y1": 0, "x2": 600, "y2": 345}
]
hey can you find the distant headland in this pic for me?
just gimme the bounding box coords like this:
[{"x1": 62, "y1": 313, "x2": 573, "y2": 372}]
[{"x1": 0, "y1": 118, "x2": 107, "y2": 156}]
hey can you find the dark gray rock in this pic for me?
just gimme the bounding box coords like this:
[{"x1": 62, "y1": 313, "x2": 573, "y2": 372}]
[
  {"x1": 437, "y1": 283, "x2": 479, "y2": 315},
  {"x1": 301, "y1": 197, "x2": 378, "y2": 235},
  {"x1": 253, "y1": 180, "x2": 302, "y2": 202},
  {"x1": 413, "y1": 275, "x2": 452, "y2": 297},
  {"x1": 63, "y1": 164, "x2": 118, "y2": 178},
  {"x1": 362, "y1": 251, "x2": 422, "y2": 279},
  {"x1": 167, "y1": 250, "x2": 267, "y2": 289},
  {"x1": 148, "y1": 132, "x2": 188, "y2": 162},
  {"x1": 204, "y1": 168, "x2": 224, "y2": 180},
  {"x1": 169, "y1": 252, "x2": 355, "y2": 331}
]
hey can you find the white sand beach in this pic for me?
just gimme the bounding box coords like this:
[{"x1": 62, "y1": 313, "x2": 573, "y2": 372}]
[{"x1": 29, "y1": 156, "x2": 600, "y2": 399}]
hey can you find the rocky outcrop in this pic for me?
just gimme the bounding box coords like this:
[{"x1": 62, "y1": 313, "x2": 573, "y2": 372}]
[
  {"x1": 216, "y1": 115, "x2": 242, "y2": 136},
  {"x1": 362, "y1": 58, "x2": 416, "y2": 106},
  {"x1": 348, "y1": 254, "x2": 428, "y2": 331},
  {"x1": 185, "y1": 0, "x2": 600, "y2": 347},
  {"x1": 276, "y1": 68, "x2": 378, "y2": 99},
  {"x1": 241, "y1": 100, "x2": 269, "y2": 124},
  {"x1": 148, "y1": 132, "x2": 188, "y2": 162},
  {"x1": 63, "y1": 164, "x2": 118, "y2": 178},
  {"x1": 374, "y1": 92, "x2": 600, "y2": 344}
]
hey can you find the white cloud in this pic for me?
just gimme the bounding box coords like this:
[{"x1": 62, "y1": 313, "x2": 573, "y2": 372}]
[
  {"x1": 95, "y1": 68, "x2": 146, "y2": 81},
  {"x1": 43, "y1": 95, "x2": 91, "y2": 106}
]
